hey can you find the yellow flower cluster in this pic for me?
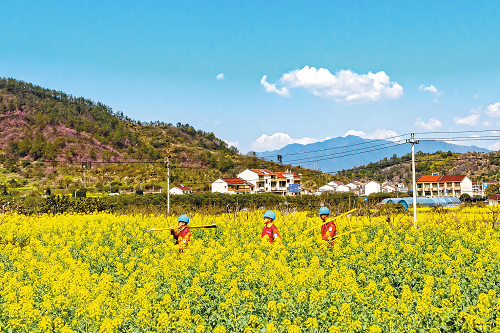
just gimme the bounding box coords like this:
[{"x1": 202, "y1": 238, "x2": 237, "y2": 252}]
[{"x1": 1, "y1": 207, "x2": 500, "y2": 332}]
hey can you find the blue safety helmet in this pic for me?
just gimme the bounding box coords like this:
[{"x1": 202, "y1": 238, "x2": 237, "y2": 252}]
[
  {"x1": 263, "y1": 210, "x2": 276, "y2": 220},
  {"x1": 318, "y1": 207, "x2": 330, "y2": 215},
  {"x1": 177, "y1": 214, "x2": 189, "y2": 224}
]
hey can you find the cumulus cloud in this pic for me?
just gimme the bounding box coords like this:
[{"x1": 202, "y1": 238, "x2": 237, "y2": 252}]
[
  {"x1": 260, "y1": 75, "x2": 290, "y2": 96},
  {"x1": 454, "y1": 108, "x2": 481, "y2": 126},
  {"x1": 454, "y1": 114, "x2": 480, "y2": 126},
  {"x1": 216, "y1": 73, "x2": 224, "y2": 80},
  {"x1": 344, "y1": 129, "x2": 400, "y2": 141},
  {"x1": 419, "y1": 84, "x2": 441, "y2": 96},
  {"x1": 261, "y1": 66, "x2": 403, "y2": 103},
  {"x1": 250, "y1": 133, "x2": 323, "y2": 151},
  {"x1": 486, "y1": 102, "x2": 500, "y2": 117},
  {"x1": 419, "y1": 84, "x2": 442, "y2": 103},
  {"x1": 488, "y1": 142, "x2": 500, "y2": 151},
  {"x1": 415, "y1": 118, "x2": 443, "y2": 130},
  {"x1": 224, "y1": 140, "x2": 239, "y2": 149}
]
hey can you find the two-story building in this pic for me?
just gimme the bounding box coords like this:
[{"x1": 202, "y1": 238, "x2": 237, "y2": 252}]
[
  {"x1": 416, "y1": 174, "x2": 472, "y2": 197},
  {"x1": 237, "y1": 169, "x2": 301, "y2": 195}
]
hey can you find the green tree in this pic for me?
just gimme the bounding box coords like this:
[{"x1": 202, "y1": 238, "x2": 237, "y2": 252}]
[
  {"x1": 90, "y1": 148, "x2": 97, "y2": 160},
  {"x1": 485, "y1": 184, "x2": 499, "y2": 198},
  {"x1": 8, "y1": 99, "x2": 15, "y2": 112},
  {"x1": 30, "y1": 134, "x2": 47, "y2": 160},
  {"x1": 18, "y1": 137, "x2": 32, "y2": 156}
]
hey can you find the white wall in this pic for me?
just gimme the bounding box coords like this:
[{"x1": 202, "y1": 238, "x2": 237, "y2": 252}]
[
  {"x1": 237, "y1": 169, "x2": 259, "y2": 187},
  {"x1": 211, "y1": 179, "x2": 229, "y2": 193},
  {"x1": 337, "y1": 185, "x2": 350, "y2": 193},
  {"x1": 461, "y1": 177, "x2": 473, "y2": 196},
  {"x1": 364, "y1": 181, "x2": 381, "y2": 196},
  {"x1": 169, "y1": 187, "x2": 184, "y2": 195}
]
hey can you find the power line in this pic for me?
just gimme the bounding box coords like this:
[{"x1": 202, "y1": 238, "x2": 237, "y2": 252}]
[
  {"x1": 259, "y1": 133, "x2": 411, "y2": 158},
  {"x1": 259, "y1": 130, "x2": 500, "y2": 160},
  {"x1": 282, "y1": 140, "x2": 407, "y2": 164}
]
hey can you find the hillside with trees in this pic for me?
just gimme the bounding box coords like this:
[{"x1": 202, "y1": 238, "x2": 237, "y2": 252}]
[{"x1": 0, "y1": 77, "x2": 330, "y2": 197}]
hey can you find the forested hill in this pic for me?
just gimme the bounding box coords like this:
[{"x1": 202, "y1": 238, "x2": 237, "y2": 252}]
[{"x1": 0, "y1": 77, "x2": 329, "y2": 194}]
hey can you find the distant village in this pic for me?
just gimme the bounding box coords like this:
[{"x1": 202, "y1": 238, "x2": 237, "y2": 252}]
[{"x1": 168, "y1": 168, "x2": 498, "y2": 201}]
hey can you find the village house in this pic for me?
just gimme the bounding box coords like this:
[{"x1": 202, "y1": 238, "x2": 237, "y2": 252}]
[
  {"x1": 237, "y1": 169, "x2": 301, "y2": 195},
  {"x1": 488, "y1": 194, "x2": 500, "y2": 205},
  {"x1": 169, "y1": 185, "x2": 192, "y2": 195},
  {"x1": 416, "y1": 175, "x2": 472, "y2": 197},
  {"x1": 211, "y1": 178, "x2": 254, "y2": 194},
  {"x1": 364, "y1": 181, "x2": 381, "y2": 196}
]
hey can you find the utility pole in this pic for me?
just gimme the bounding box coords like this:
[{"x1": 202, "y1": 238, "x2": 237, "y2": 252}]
[
  {"x1": 165, "y1": 157, "x2": 170, "y2": 215},
  {"x1": 406, "y1": 133, "x2": 419, "y2": 227}
]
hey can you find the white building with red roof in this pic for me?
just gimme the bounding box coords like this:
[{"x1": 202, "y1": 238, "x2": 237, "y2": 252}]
[
  {"x1": 237, "y1": 169, "x2": 301, "y2": 194},
  {"x1": 169, "y1": 185, "x2": 192, "y2": 195},
  {"x1": 211, "y1": 178, "x2": 254, "y2": 194},
  {"x1": 416, "y1": 174, "x2": 472, "y2": 197}
]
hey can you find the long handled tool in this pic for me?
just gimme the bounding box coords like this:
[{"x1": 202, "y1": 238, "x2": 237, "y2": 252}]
[
  {"x1": 302, "y1": 208, "x2": 357, "y2": 234},
  {"x1": 146, "y1": 224, "x2": 217, "y2": 232}
]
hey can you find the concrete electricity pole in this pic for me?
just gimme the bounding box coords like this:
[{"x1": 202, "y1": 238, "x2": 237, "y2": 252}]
[
  {"x1": 165, "y1": 157, "x2": 170, "y2": 214},
  {"x1": 406, "y1": 133, "x2": 419, "y2": 227}
]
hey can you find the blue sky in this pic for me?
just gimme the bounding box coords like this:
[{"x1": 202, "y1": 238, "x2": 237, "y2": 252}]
[{"x1": 2, "y1": 0, "x2": 500, "y2": 153}]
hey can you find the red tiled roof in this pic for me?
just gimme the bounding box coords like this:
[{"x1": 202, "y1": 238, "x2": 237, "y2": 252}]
[
  {"x1": 176, "y1": 185, "x2": 191, "y2": 191},
  {"x1": 275, "y1": 172, "x2": 286, "y2": 179},
  {"x1": 489, "y1": 194, "x2": 500, "y2": 200},
  {"x1": 222, "y1": 178, "x2": 254, "y2": 187},
  {"x1": 439, "y1": 175, "x2": 467, "y2": 182},
  {"x1": 250, "y1": 169, "x2": 275, "y2": 175},
  {"x1": 486, "y1": 180, "x2": 499, "y2": 184},
  {"x1": 416, "y1": 175, "x2": 442, "y2": 182}
]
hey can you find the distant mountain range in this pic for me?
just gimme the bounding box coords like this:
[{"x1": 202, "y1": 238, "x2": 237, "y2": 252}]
[{"x1": 258, "y1": 135, "x2": 491, "y2": 173}]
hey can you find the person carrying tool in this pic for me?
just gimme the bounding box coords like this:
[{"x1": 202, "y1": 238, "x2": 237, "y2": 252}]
[
  {"x1": 261, "y1": 210, "x2": 281, "y2": 244},
  {"x1": 170, "y1": 214, "x2": 192, "y2": 248},
  {"x1": 317, "y1": 206, "x2": 337, "y2": 246}
]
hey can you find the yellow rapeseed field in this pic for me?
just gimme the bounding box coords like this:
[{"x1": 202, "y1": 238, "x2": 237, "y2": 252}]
[{"x1": 1, "y1": 208, "x2": 500, "y2": 332}]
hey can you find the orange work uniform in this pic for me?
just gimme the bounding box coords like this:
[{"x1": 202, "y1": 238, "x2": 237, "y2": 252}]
[
  {"x1": 171, "y1": 226, "x2": 192, "y2": 247},
  {"x1": 321, "y1": 219, "x2": 337, "y2": 246},
  {"x1": 262, "y1": 223, "x2": 281, "y2": 244}
]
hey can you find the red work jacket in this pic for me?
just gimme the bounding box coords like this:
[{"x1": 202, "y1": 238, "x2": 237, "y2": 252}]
[
  {"x1": 171, "y1": 227, "x2": 191, "y2": 247},
  {"x1": 321, "y1": 219, "x2": 337, "y2": 245},
  {"x1": 262, "y1": 223, "x2": 281, "y2": 244}
]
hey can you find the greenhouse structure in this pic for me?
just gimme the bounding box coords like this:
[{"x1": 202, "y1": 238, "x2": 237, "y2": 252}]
[{"x1": 380, "y1": 197, "x2": 461, "y2": 209}]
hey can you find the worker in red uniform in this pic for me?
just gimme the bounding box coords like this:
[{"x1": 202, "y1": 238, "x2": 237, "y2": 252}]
[
  {"x1": 261, "y1": 210, "x2": 281, "y2": 244},
  {"x1": 317, "y1": 206, "x2": 337, "y2": 246},
  {"x1": 170, "y1": 214, "x2": 192, "y2": 248}
]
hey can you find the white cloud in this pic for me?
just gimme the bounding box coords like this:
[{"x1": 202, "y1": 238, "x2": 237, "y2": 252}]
[
  {"x1": 454, "y1": 108, "x2": 481, "y2": 126},
  {"x1": 483, "y1": 121, "x2": 493, "y2": 126},
  {"x1": 419, "y1": 84, "x2": 442, "y2": 103},
  {"x1": 216, "y1": 73, "x2": 224, "y2": 80},
  {"x1": 344, "y1": 129, "x2": 400, "y2": 141},
  {"x1": 475, "y1": 94, "x2": 480, "y2": 99},
  {"x1": 486, "y1": 102, "x2": 500, "y2": 117},
  {"x1": 250, "y1": 133, "x2": 323, "y2": 151},
  {"x1": 415, "y1": 118, "x2": 443, "y2": 130},
  {"x1": 488, "y1": 142, "x2": 500, "y2": 151},
  {"x1": 261, "y1": 66, "x2": 403, "y2": 103},
  {"x1": 454, "y1": 114, "x2": 480, "y2": 126},
  {"x1": 419, "y1": 84, "x2": 442, "y2": 96},
  {"x1": 224, "y1": 140, "x2": 239, "y2": 149},
  {"x1": 260, "y1": 75, "x2": 290, "y2": 96}
]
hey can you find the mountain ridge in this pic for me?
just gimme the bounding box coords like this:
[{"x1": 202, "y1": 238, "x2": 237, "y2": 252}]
[{"x1": 258, "y1": 135, "x2": 491, "y2": 172}]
